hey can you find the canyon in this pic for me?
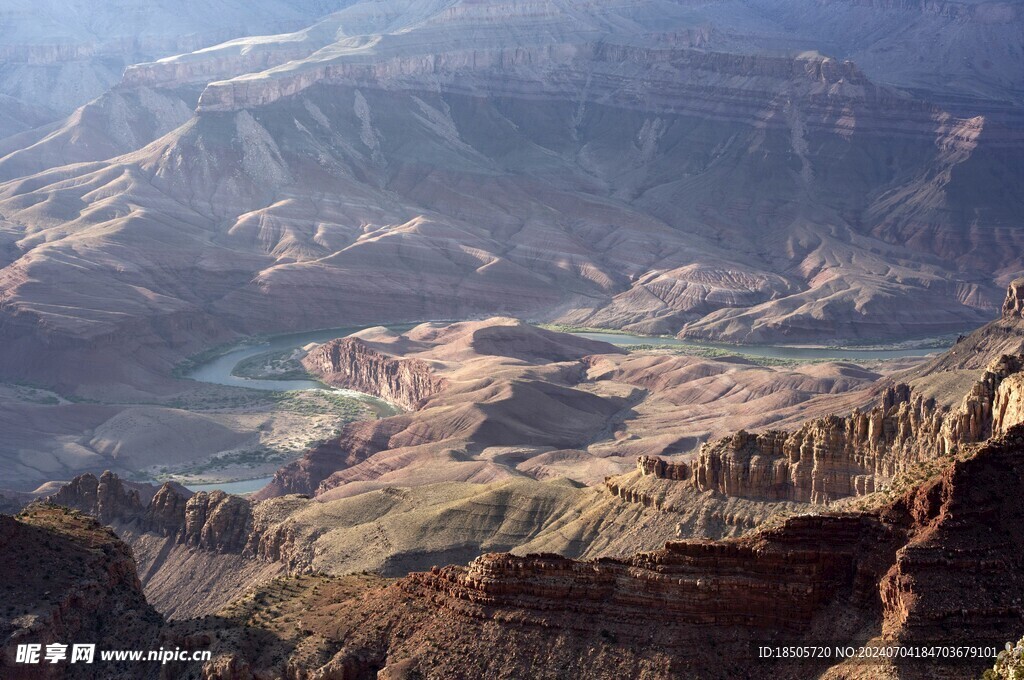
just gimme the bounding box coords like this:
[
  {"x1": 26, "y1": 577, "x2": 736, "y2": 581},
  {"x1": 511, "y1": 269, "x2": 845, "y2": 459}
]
[
  {"x1": 26, "y1": 293, "x2": 1024, "y2": 628},
  {"x1": 34, "y1": 317, "x2": 875, "y2": 613},
  {"x1": 0, "y1": 0, "x2": 358, "y2": 129},
  {"x1": 8, "y1": 328, "x2": 1024, "y2": 676},
  {"x1": 1, "y1": 1, "x2": 1023, "y2": 677},
  {"x1": 0, "y1": 0, "x2": 1022, "y2": 405}
]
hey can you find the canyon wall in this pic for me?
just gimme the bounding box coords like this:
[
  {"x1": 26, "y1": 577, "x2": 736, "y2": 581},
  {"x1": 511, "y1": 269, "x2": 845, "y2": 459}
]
[
  {"x1": 15, "y1": 425, "x2": 1024, "y2": 679},
  {"x1": 303, "y1": 338, "x2": 445, "y2": 411},
  {"x1": 0, "y1": 507, "x2": 162, "y2": 679},
  {"x1": 412, "y1": 512, "x2": 897, "y2": 635},
  {"x1": 357, "y1": 425, "x2": 1024, "y2": 678},
  {"x1": 46, "y1": 472, "x2": 325, "y2": 574},
  {"x1": 638, "y1": 354, "x2": 1024, "y2": 504},
  {"x1": 192, "y1": 41, "x2": 982, "y2": 147}
]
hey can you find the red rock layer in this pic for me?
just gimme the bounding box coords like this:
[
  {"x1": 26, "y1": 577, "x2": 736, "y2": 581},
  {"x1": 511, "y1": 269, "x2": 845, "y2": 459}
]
[
  {"x1": 410, "y1": 513, "x2": 898, "y2": 635},
  {"x1": 879, "y1": 429, "x2": 1024, "y2": 646},
  {"x1": 303, "y1": 337, "x2": 446, "y2": 411},
  {"x1": 351, "y1": 427, "x2": 1024, "y2": 678},
  {"x1": 638, "y1": 355, "x2": 1024, "y2": 503},
  {"x1": 0, "y1": 508, "x2": 162, "y2": 679}
]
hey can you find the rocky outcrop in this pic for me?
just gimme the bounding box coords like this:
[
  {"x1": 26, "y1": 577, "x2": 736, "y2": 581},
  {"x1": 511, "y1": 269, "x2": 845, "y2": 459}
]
[
  {"x1": 303, "y1": 338, "x2": 445, "y2": 411},
  {"x1": 636, "y1": 455, "x2": 690, "y2": 480},
  {"x1": 47, "y1": 473, "x2": 322, "y2": 574},
  {"x1": 180, "y1": 490, "x2": 253, "y2": 553},
  {"x1": 143, "y1": 483, "x2": 190, "y2": 536},
  {"x1": 637, "y1": 354, "x2": 1024, "y2": 504},
  {"x1": 296, "y1": 426, "x2": 1024, "y2": 679},
  {"x1": 1002, "y1": 277, "x2": 1024, "y2": 320},
  {"x1": 603, "y1": 476, "x2": 676, "y2": 512},
  {"x1": 877, "y1": 426, "x2": 1024, "y2": 647},
  {"x1": 994, "y1": 372, "x2": 1024, "y2": 434},
  {"x1": 0, "y1": 507, "x2": 163, "y2": 679},
  {"x1": 47, "y1": 471, "x2": 145, "y2": 524},
  {"x1": 49, "y1": 474, "x2": 258, "y2": 555},
  {"x1": 412, "y1": 511, "x2": 896, "y2": 634}
]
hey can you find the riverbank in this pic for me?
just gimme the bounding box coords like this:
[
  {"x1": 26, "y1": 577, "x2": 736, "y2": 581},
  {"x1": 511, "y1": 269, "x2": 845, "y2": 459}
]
[{"x1": 170, "y1": 319, "x2": 960, "y2": 494}]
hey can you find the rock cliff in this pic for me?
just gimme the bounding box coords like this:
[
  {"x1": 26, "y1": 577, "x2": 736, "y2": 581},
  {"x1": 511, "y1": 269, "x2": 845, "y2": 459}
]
[
  {"x1": 302, "y1": 338, "x2": 445, "y2": 411},
  {"x1": 49, "y1": 475, "x2": 256, "y2": 555},
  {"x1": 411, "y1": 512, "x2": 896, "y2": 635},
  {"x1": 637, "y1": 354, "x2": 1024, "y2": 504},
  {"x1": 272, "y1": 426, "x2": 1024, "y2": 679},
  {"x1": 179, "y1": 490, "x2": 253, "y2": 553},
  {"x1": 47, "y1": 473, "x2": 333, "y2": 578},
  {"x1": 47, "y1": 471, "x2": 146, "y2": 524},
  {"x1": 1002, "y1": 277, "x2": 1024, "y2": 320},
  {"x1": 0, "y1": 506, "x2": 162, "y2": 679},
  {"x1": 195, "y1": 40, "x2": 934, "y2": 139},
  {"x1": 878, "y1": 427, "x2": 1024, "y2": 647}
]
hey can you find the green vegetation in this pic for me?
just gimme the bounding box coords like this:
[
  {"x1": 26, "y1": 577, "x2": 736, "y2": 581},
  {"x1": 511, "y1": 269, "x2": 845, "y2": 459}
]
[
  {"x1": 160, "y1": 386, "x2": 384, "y2": 415},
  {"x1": 5, "y1": 385, "x2": 62, "y2": 405},
  {"x1": 162, "y1": 390, "x2": 281, "y2": 410},
  {"x1": 270, "y1": 390, "x2": 371, "y2": 417},
  {"x1": 624, "y1": 344, "x2": 811, "y2": 367},
  {"x1": 984, "y1": 637, "x2": 1024, "y2": 680},
  {"x1": 232, "y1": 349, "x2": 311, "y2": 381},
  {"x1": 150, "y1": 446, "x2": 293, "y2": 481},
  {"x1": 539, "y1": 323, "x2": 635, "y2": 335}
]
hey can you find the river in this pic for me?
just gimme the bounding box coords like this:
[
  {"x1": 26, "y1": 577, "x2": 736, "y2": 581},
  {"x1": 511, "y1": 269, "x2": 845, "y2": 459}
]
[
  {"x1": 190, "y1": 325, "x2": 952, "y2": 394},
  {"x1": 180, "y1": 323, "x2": 953, "y2": 494},
  {"x1": 572, "y1": 332, "x2": 950, "y2": 361},
  {"x1": 185, "y1": 324, "x2": 408, "y2": 392}
]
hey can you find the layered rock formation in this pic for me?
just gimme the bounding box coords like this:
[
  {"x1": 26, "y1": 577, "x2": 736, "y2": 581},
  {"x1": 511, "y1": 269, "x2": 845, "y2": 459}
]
[
  {"x1": 0, "y1": 506, "x2": 162, "y2": 679},
  {"x1": 303, "y1": 338, "x2": 445, "y2": 411},
  {"x1": 0, "y1": 0, "x2": 353, "y2": 120},
  {"x1": 182, "y1": 426, "x2": 1024, "y2": 679},
  {"x1": 20, "y1": 425, "x2": 1022, "y2": 678},
  {"x1": 48, "y1": 474, "x2": 255, "y2": 554},
  {"x1": 637, "y1": 353, "x2": 1024, "y2": 504},
  {"x1": 878, "y1": 427, "x2": 1024, "y2": 647},
  {"x1": 413, "y1": 512, "x2": 895, "y2": 635},
  {"x1": 1, "y1": 0, "x2": 1020, "y2": 399}
]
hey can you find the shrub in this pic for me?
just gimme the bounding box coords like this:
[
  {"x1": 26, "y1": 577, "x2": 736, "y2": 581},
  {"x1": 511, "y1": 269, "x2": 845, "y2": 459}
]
[{"x1": 984, "y1": 637, "x2": 1024, "y2": 679}]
